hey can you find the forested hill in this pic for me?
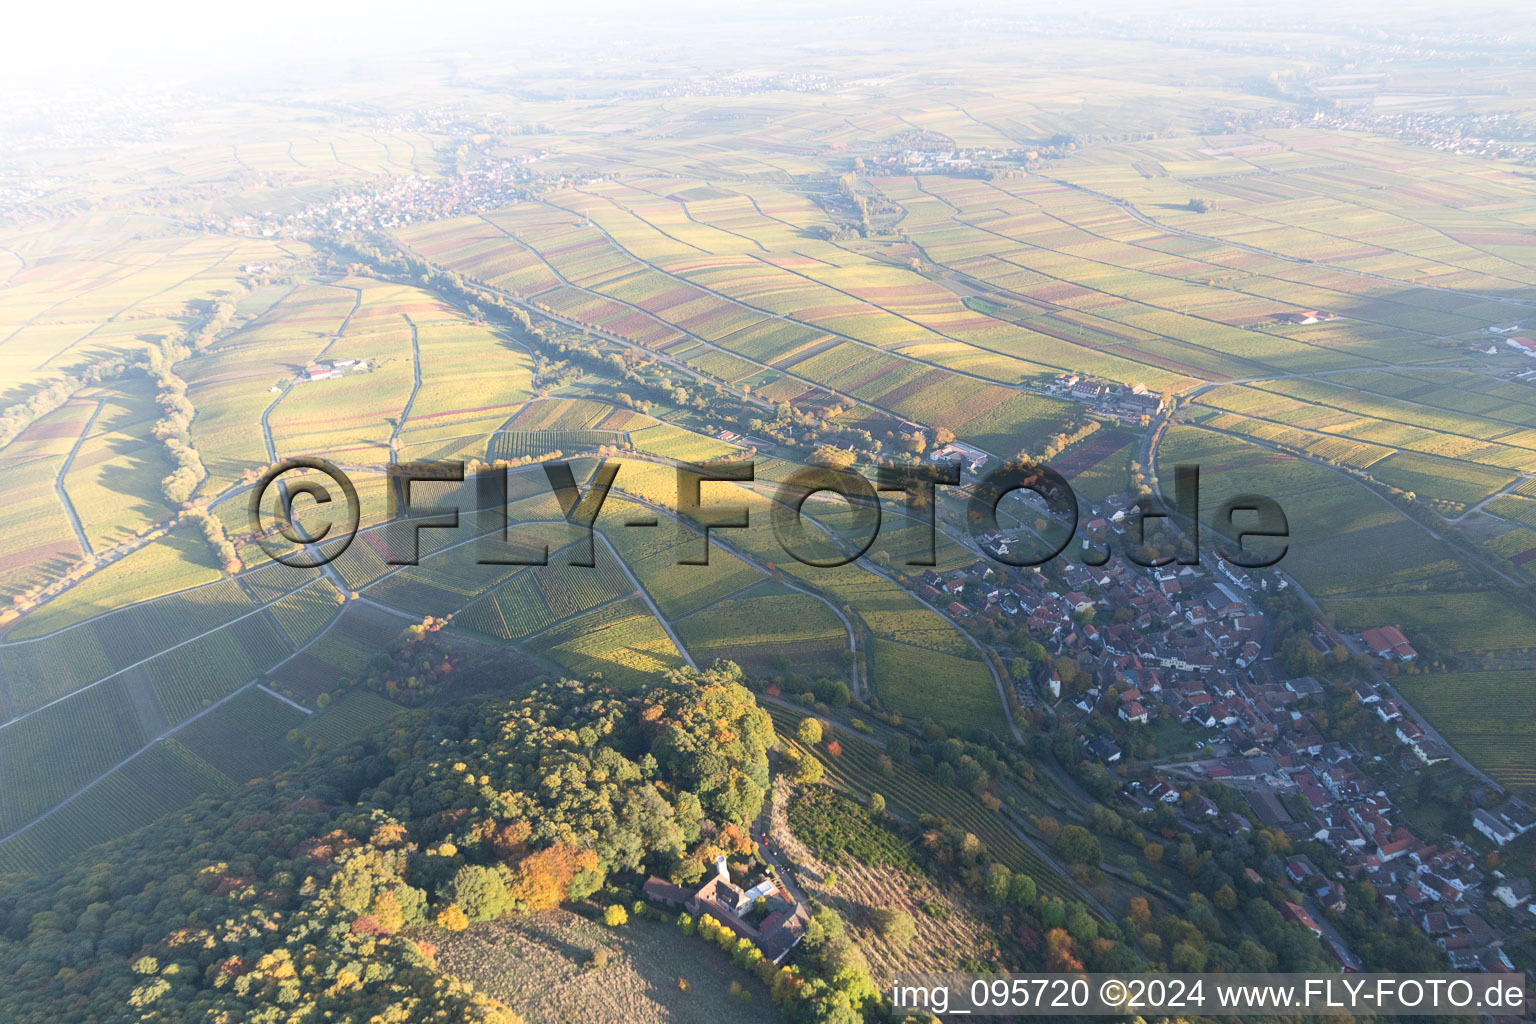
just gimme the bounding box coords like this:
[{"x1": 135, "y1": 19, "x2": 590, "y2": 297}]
[{"x1": 0, "y1": 664, "x2": 773, "y2": 1024}]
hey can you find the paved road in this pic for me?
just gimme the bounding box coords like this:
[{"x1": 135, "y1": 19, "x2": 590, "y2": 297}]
[
  {"x1": 260, "y1": 285, "x2": 362, "y2": 464},
  {"x1": 1153, "y1": 411, "x2": 1528, "y2": 588},
  {"x1": 443, "y1": 222, "x2": 776, "y2": 415},
  {"x1": 603, "y1": 482, "x2": 862, "y2": 697},
  {"x1": 1142, "y1": 405, "x2": 1513, "y2": 787}
]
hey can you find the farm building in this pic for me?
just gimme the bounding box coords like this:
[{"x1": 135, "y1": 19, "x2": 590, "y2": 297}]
[
  {"x1": 1116, "y1": 390, "x2": 1164, "y2": 416},
  {"x1": 1361, "y1": 626, "x2": 1417, "y2": 660},
  {"x1": 1276, "y1": 310, "x2": 1338, "y2": 325},
  {"x1": 929, "y1": 441, "x2": 988, "y2": 474},
  {"x1": 1504, "y1": 336, "x2": 1536, "y2": 357}
]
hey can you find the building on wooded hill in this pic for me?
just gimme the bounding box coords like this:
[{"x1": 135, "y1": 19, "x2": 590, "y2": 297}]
[{"x1": 643, "y1": 855, "x2": 811, "y2": 964}]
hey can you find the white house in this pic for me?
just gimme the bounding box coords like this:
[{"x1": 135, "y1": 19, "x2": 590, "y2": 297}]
[
  {"x1": 1494, "y1": 878, "x2": 1532, "y2": 908},
  {"x1": 1473, "y1": 808, "x2": 1518, "y2": 847}
]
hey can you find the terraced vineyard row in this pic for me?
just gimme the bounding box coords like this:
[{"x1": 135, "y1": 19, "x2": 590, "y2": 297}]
[
  {"x1": 0, "y1": 629, "x2": 114, "y2": 716},
  {"x1": 271, "y1": 603, "x2": 412, "y2": 701},
  {"x1": 1396, "y1": 670, "x2": 1536, "y2": 795},
  {"x1": 762, "y1": 704, "x2": 1078, "y2": 904},
  {"x1": 269, "y1": 580, "x2": 345, "y2": 648},
  {"x1": 91, "y1": 578, "x2": 259, "y2": 669},
  {"x1": 0, "y1": 677, "x2": 148, "y2": 836},
  {"x1": 303, "y1": 691, "x2": 405, "y2": 746},
  {"x1": 599, "y1": 500, "x2": 763, "y2": 619},
  {"x1": 673, "y1": 589, "x2": 848, "y2": 669},
  {"x1": 328, "y1": 533, "x2": 395, "y2": 590},
  {"x1": 0, "y1": 773, "x2": 171, "y2": 874},
  {"x1": 487, "y1": 429, "x2": 627, "y2": 461},
  {"x1": 240, "y1": 559, "x2": 321, "y2": 602},
  {"x1": 537, "y1": 598, "x2": 686, "y2": 689},
  {"x1": 174, "y1": 688, "x2": 308, "y2": 782},
  {"x1": 121, "y1": 738, "x2": 237, "y2": 808},
  {"x1": 453, "y1": 553, "x2": 632, "y2": 641},
  {"x1": 146, "y1": 614, "x2": 287, "y2": 723}
]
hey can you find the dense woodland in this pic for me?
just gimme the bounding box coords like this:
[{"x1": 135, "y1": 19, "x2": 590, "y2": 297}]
[{"x1": 0, "y1": 664, "x2": 777, "y2": 1023}]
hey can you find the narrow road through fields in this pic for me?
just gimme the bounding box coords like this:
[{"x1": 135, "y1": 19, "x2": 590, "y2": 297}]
[
  {"x1": 259, "y1": 284, "x2": 363, "y2": 464},
  {"x1": 759, "y1": 691, "x2": 1112, "y2": 918},
  {"x1": 391, "y1": 231, "x2": 775, "y2": 416},
  {"x1": 0, "y1": 592, "x2": 298, "y2": 729},
  {"x1": 54, "y1": 399, "x2": 104, "y2": 557},
  {"x1": 257, "y1": 682, "x2": 314, "y2": 714},
  {"x1": 910, "y1": 174, "x2": 1503, "y2": 360},
  {"x1": 459, "y1": 216, "x2": 954, "y2": 434},
  {"x1": 597, "y1": 483, "x2": 861, "y2": 696},
  {"x1": 389, "y1": 313, "x2": 423, "y2": 463},
  {"x1": 1445, "y1": 471, "x2": 1536, "y2": 523},
  {"x1": 596, "y1": 530, "x2": 698, "y2": 671},
  {"x1": 1275, "y1": 575, "x2": 1503, "y2": 792},
  {"x1": 533, "y1": 197, "x2": 1032, "y2": 392},
  {"x1": 1150, "y1": 414, "x2": 1529, "y2": 588},
  {"x1": 1142, "y1": 410, "x2": 1511, "y2": 790}
]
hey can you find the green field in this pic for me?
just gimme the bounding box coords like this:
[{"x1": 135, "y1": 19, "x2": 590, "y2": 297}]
[
  {"x1": 1330, "y1": 591, "x2": 1536, "y2": 656},
  {"x1": 535, "y1": 598, "x2": 687, "y2": 689},
  {"x1": 302, "y1": 690, "x2": 405, "y2": 746},
  {"x1": 864, "y1": 638, "x2": 998, "y2": 734},
  {"x1": 673, "y1": 586, "x2": 849, "y2": 669},
  {"x1": 1396, "y1": 671, "x2": 1536, "y2": 794},
  {"x1": 4, "y1": 36, "x2": 1536, "y2": 917}
]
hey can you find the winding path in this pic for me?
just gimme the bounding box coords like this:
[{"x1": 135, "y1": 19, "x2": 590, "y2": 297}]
[
  {"x1": 389, "y1": 313, "x2": 423, "y2": 463},
  {"x1": 54, "y1": 399, "x2": 104, "y2": 557}
]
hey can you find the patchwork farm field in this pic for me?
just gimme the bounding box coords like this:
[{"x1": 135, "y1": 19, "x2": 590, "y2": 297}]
[
  {"x1": 533, "y1": 597, "x2": 687, "y2": 689},
  {"x1": 5, "y1": 54, "x2": 1536, "y2": 905},
  {"x1": 864, "y1": 638, "x2": 998, "y2": 734}
]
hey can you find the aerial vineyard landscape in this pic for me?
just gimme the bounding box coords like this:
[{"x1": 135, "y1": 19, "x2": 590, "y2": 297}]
[{"x1": 4, "y1": 1, "x2": 1536, "y2": 1021}]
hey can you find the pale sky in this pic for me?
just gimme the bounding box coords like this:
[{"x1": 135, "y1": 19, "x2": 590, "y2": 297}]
[{"x1": 5, "y1": 0, "x2": 1529, "y2": 91}]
